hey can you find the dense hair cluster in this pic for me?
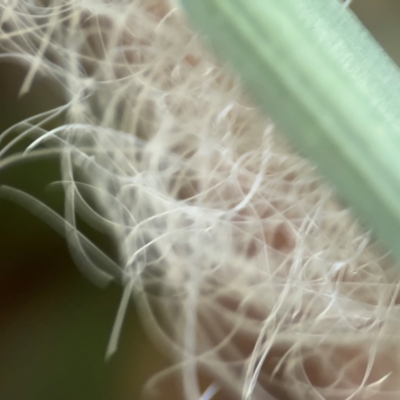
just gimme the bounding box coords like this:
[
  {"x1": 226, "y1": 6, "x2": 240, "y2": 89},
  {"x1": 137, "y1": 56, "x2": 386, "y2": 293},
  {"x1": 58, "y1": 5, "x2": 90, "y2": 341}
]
[{"x1": 1, "y1": 1, "x2": 400, "y2": 399}]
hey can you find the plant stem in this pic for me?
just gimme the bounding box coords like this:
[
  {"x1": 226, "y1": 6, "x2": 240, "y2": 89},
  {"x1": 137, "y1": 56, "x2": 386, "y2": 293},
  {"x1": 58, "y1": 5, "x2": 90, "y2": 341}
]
[{"x1": 180, "y1": 0, "x2": 400, "y2": 264}]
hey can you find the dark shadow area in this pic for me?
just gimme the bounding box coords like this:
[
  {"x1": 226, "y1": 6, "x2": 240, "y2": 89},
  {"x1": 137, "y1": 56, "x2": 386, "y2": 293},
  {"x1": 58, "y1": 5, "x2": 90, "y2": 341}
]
[{"x1": 0, "y1": 61, "x2": 169, "y2": 400}]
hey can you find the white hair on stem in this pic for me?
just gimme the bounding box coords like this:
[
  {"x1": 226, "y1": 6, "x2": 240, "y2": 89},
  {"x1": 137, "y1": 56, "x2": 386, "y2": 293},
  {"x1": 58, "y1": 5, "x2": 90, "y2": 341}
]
[{"x1": 1, "y1": 0, "x2": 400, "y2": 399}]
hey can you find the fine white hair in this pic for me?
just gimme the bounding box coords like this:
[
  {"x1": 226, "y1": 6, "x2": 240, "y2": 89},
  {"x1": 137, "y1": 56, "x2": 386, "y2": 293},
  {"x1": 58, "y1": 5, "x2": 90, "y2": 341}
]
[{"x1": 1, "y1": 1, "x2": 400, "y2": 399}]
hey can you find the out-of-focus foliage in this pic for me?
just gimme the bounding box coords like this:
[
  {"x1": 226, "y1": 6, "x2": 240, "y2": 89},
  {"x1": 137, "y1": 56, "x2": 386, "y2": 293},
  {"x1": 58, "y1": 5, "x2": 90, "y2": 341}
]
[{"x1": 0, "y1": 64, "x2": 170, "y2": 400}]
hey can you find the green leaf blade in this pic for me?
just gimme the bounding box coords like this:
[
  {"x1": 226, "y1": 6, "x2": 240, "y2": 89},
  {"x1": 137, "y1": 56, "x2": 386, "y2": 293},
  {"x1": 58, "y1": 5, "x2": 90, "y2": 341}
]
[{"x1": 180, "y1": 0, "x2": 400, "y2": 263}]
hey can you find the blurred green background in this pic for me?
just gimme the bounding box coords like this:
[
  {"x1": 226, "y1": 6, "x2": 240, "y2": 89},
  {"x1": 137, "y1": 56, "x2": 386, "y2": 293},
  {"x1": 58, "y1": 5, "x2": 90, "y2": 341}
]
[
  {"x1": 0, "y1": 45, "x2": 170, "y2": 400},
  {"x1": 0, "y1": 1, "x2": 400, "y2": 400}
]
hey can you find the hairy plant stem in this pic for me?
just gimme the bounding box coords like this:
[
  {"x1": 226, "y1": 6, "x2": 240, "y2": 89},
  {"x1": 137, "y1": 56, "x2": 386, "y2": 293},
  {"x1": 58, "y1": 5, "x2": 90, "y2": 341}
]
[{"x1": 180, "y1": 0, "x2": 400, "y2": 264}]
